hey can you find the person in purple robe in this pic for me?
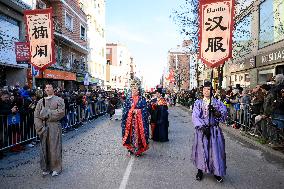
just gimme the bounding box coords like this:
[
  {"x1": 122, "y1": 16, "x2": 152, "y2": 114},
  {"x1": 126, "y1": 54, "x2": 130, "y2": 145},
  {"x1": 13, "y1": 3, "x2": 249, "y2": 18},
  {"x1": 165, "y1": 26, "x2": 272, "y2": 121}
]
[{"x1": 191, "y1": 81, "x2": 227, "y2": 183}]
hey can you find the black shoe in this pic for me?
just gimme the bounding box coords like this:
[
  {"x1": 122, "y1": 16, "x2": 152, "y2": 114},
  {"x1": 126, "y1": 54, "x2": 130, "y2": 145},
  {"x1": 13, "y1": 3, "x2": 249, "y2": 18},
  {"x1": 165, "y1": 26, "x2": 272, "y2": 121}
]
[
  {"x1": 196, "y1": 170, "x2": 203, "y2": 181},
  {"x1": 214, "y1": 175, "x2": 224, "y2": 183}
]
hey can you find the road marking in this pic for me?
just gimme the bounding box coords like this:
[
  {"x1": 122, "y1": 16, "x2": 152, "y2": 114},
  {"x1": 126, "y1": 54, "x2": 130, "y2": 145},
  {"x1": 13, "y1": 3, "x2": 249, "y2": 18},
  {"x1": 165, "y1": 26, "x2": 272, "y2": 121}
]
[{"x1": 119, "y1": 156, "x2": 135, "y2": 189}]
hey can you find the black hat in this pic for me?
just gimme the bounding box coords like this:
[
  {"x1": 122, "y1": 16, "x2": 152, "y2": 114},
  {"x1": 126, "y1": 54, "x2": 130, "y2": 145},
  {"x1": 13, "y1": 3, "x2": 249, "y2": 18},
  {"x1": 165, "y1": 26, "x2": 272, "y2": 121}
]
[
  {"x1": 156, "y1": 85, "x2": 163, "y2": 94},
  {"x1": 203, "y1": 81, "x2": 212, "y2": 88}
]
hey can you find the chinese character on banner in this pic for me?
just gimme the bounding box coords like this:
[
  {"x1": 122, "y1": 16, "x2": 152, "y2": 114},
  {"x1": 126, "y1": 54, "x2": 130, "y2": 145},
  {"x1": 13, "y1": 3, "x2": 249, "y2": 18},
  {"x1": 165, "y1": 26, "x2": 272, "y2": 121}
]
[
  {"x1": 15, "y1": 42, "x2": 30, "y2": 61},
  {"x1": 24, "y1": 8, "x2": 55, "y2": 70},
  {"x1": 199, "y1": 0, "x2": 235, "y2": 68}
]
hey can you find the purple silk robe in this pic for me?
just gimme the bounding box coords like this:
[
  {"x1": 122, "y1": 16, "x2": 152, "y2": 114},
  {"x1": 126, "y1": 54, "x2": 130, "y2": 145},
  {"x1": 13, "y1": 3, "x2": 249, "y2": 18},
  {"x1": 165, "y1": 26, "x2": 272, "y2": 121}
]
[{"x1": 191, "y1": 98, "x2": 227, "y2": 177}]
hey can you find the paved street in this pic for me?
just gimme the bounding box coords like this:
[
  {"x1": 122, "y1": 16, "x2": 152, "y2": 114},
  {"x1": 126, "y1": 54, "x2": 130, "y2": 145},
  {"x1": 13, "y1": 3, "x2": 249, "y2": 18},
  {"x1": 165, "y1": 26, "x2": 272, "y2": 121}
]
[{"x1": 1, "y1": 106, "x2": 284, "y2": 189}]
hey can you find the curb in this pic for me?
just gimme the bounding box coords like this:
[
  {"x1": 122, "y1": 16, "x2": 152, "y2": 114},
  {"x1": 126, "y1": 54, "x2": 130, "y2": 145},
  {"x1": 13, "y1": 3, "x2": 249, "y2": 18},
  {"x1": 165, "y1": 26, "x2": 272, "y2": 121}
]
[{"x1": 177, "y1": 104, "x2": 284, "y2": 160}]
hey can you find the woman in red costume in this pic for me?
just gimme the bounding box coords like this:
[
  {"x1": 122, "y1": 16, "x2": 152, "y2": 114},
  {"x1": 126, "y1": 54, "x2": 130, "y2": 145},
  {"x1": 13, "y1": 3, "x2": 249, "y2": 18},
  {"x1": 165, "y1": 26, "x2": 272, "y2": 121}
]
[{"x1": 121, "y1": 78, "x2": 149, "y2": 157}]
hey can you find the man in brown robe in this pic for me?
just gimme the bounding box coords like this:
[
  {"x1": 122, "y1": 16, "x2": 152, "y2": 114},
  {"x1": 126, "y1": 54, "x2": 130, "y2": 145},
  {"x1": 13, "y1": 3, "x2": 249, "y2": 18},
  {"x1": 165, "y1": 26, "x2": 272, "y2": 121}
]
[{"x1": 34, "y1": 83, "x2": 65, "y2": 177}]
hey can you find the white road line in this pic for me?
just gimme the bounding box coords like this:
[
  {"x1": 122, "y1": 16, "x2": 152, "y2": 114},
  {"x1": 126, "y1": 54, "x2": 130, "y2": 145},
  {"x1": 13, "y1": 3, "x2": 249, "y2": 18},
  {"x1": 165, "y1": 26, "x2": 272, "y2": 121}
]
[{"x1": 119, "y1": 156, "x2": 135, "y2": 189}]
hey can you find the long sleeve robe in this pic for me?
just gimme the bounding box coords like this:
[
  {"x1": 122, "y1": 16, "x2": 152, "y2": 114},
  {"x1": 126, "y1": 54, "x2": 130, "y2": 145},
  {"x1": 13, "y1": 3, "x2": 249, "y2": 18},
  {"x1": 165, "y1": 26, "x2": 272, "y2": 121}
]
[
  {"x1": 34, "y1": 96, "x2": 65, "y2": 173},
  {"x1": 121, "y1": 95, "x2": 149, "y2": 156},
  {"x1": 191, "y1": 98, "x2": 227, "y2": 177}
]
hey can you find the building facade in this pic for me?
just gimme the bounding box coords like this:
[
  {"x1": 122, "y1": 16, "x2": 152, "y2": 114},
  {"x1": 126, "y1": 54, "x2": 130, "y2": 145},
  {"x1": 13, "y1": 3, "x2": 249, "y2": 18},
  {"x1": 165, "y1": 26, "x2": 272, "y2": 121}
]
[
  {"x1": 83, "y1": 0, "x2": 106, "y2": 88},
  {"x1": 166, "y1": 41, "x2": 192, "y2": 92},
  {"x1": 5, "y1": 0, "x2": 89, "y2": 90},
  {"x1": 106, "y1": 43, "x2": 135, "y2": 90},
  {"x1": 227, "y1": 0, "x2": 284, "y2": 88},
  {"x1": 0, "y1": 0, "x2": 31, "y2": 87}
]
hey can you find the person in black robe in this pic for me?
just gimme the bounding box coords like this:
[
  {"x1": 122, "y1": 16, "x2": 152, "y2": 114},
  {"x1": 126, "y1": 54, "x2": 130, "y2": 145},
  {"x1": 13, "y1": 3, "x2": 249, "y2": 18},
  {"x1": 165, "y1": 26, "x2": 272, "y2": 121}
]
[{"x1": 151, "y1": 86, "x2": 169, "y2": 142}]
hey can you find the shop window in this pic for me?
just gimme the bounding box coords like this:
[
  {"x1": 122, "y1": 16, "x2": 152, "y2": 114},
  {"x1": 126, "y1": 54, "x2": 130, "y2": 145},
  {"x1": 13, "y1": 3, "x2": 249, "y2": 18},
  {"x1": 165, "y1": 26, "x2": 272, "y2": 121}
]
[
  {"x1": 65, "y1": 12, "x2": 73, "y2": 32},
  {"x1": 258, "y1": 69, "x2": 274, "y2": 84},
  {"x1": 259, "y1": 0, "x2": 284, "y2": 48},
  {"x1": 245, "y1": 74, "x2": 250, "y2": 82},
  {"x1": 276, "y1": 65, "x2": 284, "y2": 74}
]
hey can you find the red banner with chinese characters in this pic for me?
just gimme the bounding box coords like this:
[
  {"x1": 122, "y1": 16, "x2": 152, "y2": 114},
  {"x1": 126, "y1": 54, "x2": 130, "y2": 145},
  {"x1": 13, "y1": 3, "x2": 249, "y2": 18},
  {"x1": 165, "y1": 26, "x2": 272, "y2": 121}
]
[
  {"x1": 15, "y1": 42, "x2": 30, "y2": 61},
  {"x1": 199, "y1": 0, "x2": 235, "y2": 68},
  {"x1": 24, "y1": 8, "x2": 55, "y2": 70},
  {"x1": 166, "y1": 69, "x2": 175, "y2": 83}
]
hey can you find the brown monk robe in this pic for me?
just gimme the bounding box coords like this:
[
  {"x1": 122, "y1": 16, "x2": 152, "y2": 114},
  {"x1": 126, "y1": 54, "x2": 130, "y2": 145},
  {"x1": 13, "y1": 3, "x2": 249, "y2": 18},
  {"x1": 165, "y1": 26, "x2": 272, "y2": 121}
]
[{"x1": 34, "y1": 83, "x2": 65, "y2": 177}]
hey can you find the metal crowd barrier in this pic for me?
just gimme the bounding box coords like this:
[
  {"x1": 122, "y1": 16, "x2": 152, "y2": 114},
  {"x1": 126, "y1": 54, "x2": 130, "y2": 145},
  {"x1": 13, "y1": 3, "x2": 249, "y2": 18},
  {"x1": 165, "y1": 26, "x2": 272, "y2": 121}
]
[
  {"x1": 227, "y1": 103, "x2": 252, "y2": 132},
  {"x1": 227, "y1": 103, "x2": 284, "y2": 143},
  {"x1": 0, "y1": 100, "x2": 107, "y2": 152}
]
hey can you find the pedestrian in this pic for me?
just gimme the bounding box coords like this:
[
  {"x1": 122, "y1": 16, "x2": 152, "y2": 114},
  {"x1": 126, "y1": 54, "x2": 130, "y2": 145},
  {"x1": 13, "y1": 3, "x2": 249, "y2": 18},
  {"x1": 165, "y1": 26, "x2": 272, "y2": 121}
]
[
  {"x1": 121, "y1": 77, "x2": 149, "y2": 157},
  {"x1": 34, "y1": 82, "x2": 65, "y2": 177},
  {"x1": 108, "y1": 93, "x2": 119, "y2": 120},
  {"x1": 191, "y1": 81, "x2": 227, "y2": 183},
  {"x1": 151, "y1": 85, "x2": 169, "y2": 142}
]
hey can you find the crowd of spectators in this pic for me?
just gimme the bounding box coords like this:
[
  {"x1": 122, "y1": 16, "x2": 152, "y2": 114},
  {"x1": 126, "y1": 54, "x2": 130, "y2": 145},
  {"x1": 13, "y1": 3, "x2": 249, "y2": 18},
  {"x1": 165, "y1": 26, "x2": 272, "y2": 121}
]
[
  {"x1": 0, "y1": 83, "x2": 124, "y2": 158},
  {"x1": 178, "y1": 74, "x2": 284, "y2": 146}
]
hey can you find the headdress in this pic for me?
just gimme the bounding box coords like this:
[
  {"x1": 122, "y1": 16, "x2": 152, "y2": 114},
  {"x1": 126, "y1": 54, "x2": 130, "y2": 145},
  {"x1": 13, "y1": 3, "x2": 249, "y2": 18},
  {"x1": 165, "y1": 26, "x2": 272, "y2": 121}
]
[
  {"x1": 130, "y1": 77, "x2": 141, "y2": 90},
  {"x1": 203, "y1": 81, "x2": 212, "y2": 88},
  {"x1": 156, "y1": 84, "x2": 163, "y2": 94}
]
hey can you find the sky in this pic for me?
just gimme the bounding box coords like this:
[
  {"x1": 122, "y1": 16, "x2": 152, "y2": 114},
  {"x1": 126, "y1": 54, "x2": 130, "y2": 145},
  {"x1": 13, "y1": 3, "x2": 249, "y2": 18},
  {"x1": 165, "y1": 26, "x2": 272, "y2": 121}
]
[{"x1": 105, "y1": 0, "x2": 183, "y2": 89}]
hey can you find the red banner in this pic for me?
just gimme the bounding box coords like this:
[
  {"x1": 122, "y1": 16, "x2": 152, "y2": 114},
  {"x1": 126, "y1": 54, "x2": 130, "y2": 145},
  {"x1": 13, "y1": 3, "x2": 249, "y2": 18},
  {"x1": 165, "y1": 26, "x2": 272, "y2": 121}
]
[
  {"x1": 199, "y1": 0, "x2": 235, "y2": 68},
  {"x1": 24, "y1": 8, "x2": 55, "y2": 70},
  {"x1": 15, "y1": 42, "x2": 30, "y2": 61}
]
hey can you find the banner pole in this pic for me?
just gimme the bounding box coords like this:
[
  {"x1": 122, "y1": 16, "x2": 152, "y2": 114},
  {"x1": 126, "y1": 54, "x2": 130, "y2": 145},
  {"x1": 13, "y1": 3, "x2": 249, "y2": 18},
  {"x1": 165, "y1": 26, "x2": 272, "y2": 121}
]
[
  {"x1": 208, "y1": 68, "x2": 214, "y2": 127},
  {"x1": 42, "y1": 71, "x2": 45, "y2": 107}
]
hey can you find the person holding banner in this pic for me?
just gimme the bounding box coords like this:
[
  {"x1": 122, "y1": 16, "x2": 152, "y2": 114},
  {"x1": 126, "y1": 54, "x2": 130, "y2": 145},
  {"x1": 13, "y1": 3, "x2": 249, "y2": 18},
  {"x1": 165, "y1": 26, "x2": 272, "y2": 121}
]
[
  {"x1": 121, "y1": 77, "x2": 149, "y2": 157},
  {"x1": 191, "y1": 81, "x2": 227, "y2": 183},
  {"x1": 34, "y1": 82, "x2": 65, "y2": 177}
]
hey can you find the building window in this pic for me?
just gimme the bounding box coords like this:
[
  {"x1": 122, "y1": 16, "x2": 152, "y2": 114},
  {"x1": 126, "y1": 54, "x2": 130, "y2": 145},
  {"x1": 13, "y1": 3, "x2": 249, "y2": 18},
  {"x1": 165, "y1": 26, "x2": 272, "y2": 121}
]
[
  {"x1": 233, "y1": 13, "x2": 252, "y2": 60},
  {"x1": 259, "y1": 0, "x2": 284, "y2": 48},
  {"x1": 69, "y1": 53, "x2": 74, "y2": 69},
  {"x1": 65, "y1": 12, "x2": 73, "y2": 32},
  {"x1": 245, "y1": 74, "x2": 250, "y2": 82},
  {"x1": 106, "y1": 48, "x2": 111, "y2": 55},
  {"x1": 80, "y1": 25, "x2": 86, "y2": 40}
]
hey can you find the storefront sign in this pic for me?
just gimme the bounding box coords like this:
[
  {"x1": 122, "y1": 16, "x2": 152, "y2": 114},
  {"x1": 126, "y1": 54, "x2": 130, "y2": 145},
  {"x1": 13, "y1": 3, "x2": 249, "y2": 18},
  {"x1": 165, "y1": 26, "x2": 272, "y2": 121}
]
[
  {"x1": 199, "y1": 0, "x2": 235, "y2": 68},
  {"x1": 256, "y1": 47, "x2": 284, "y2": 67},
  {"x1": 15, "y1": 42, "x2": 30, "y2": 61},
  {"x1": 24, "y1": 8, "x2": 55, "y2": 70},
  {"x1": 27, "y1": 69, "x2": 76, "y2": 81},
  {"x1": 229, "y1": 57, "x2": 255, "y2": 72}
]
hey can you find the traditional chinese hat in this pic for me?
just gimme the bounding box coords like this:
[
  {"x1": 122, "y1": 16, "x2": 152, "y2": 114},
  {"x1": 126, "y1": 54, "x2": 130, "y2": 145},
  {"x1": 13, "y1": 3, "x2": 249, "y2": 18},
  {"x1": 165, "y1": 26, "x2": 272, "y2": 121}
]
[
  {"x1": 156, "y1": 84, "x2": 163, "y2": 94},
  {"x1": 130, "y1": 77, "x2": 141, "y2": 90},
  {"x1": 203, "y1": 81, "x2": 212, "y2": 88}
]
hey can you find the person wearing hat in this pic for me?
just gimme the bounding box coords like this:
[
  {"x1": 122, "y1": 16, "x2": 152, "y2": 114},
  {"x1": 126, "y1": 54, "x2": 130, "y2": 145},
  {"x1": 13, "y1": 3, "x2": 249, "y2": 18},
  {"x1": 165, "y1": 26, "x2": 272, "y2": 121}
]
[
  {"x1": 121, "y1": 77, "x2": 149, "y2": 157},
  {"x1": 150, "y1": 85, "x2": 169, "y2": 142},
  {"x1": 191, "y1": 81, "x2": 227, "y2": 183}
]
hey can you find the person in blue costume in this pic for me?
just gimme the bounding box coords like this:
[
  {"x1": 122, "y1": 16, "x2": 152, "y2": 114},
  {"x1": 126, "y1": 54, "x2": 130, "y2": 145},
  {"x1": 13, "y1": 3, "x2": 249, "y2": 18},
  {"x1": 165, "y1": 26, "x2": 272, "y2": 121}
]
[
  {"x1": 121, "y1": 78, "x2": 149, "y2": 157},
  {"x1": 151, "y1": 85, "x2": 169, "y2": 142}
]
